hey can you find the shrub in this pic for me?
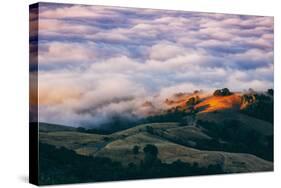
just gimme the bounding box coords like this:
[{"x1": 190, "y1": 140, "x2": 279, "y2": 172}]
[
  {"x1": 133, "y1": 145, "x2": 140, "y2": 155},
  {"x1": 213, "y1": 88, "x2": 232, "y2": 96}
]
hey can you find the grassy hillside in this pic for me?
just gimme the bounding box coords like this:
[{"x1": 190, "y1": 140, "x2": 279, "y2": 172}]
[
  {"x1": 37, "y1": 89, "x2": 273, "y2": 184},
  {"x1": 39, "y1": 121, "x2": 273, "y2": 174},
  {"x1": 39, "y1": 142, "x2": 224, "y2": 185},
  {"x1": 195, "y1": 94, "x2": 242, "y2": 113},
  {"x1": 197, "y1": 110, "x2": 273, "y2": 136}
]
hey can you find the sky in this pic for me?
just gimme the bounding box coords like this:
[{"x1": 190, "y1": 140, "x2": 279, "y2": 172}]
[{"x1": 30, "y1": 3, "x2": 274, "y2": 127}]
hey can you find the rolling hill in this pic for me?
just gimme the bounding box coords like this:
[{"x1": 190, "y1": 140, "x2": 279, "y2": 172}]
[
  {"x1": 37, "y1": 88, "x2": 273, "y2": 184},
  {"x1": 39, "y1": 121, "x2": 273, "y2": 173}
]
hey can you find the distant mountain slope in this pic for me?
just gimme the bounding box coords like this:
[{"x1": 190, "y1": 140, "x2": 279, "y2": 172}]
[
  {"x1": 196, "y1": 110, "x2": 273, "y2": 136},
  {"x1": 194, "y1": 94, "x2": 241, "y2": 113},
  {"x1": 39, "y1": 122, "x2": 77, "y2": 132},
  {"x1": 163, "y1": 91, "x2": 242, "y2": 113}
]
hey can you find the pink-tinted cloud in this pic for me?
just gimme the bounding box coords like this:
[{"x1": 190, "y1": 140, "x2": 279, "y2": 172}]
[{"x1": 34, "y1": 3, "x2": 274, "y2": 127}]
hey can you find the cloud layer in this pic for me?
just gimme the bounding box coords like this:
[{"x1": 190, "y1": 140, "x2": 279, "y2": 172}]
[{"x1": 32, "y1": 3, "x2": 274, "y2": 127}]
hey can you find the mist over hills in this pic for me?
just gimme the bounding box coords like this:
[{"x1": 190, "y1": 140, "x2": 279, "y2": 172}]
[
  {"x1": 37, "y1": 87, "x2": 273, "y2": 185},
  {"x1": 42, "y1": 87, "x2": 272, "y2": 132}
]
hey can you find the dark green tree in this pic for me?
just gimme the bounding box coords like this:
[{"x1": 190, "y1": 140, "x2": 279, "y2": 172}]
[
  {"x1": 77, "y1": 127, "x2": 86, "y2": 133},
  {"x1": 213, "y1": 88, "x2": 231, "y2": 96},
  {"x1": 221, "y1": 88, "x2": 231, "y2": 95},
  {"x1": 143, "y1": 144, "x2": 159, "y2": 165},
  {"x1": 132, "y1": 145, "x2": 140, "y2": 155},
  {"x1": 267, "y1": 88, "x2": 274, "y2": 96},
  {"x1": 213, "y1": 89, "x2": 222, "y2": 96},
  {"x1": 186, "y1": 97, "x2": 195, "y2": 106}
]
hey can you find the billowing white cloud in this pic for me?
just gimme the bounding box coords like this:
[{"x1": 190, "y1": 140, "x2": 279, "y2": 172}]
[
  {"x1": 34, "y1": 3, "x2": 274, "y2": 127},
  {"x1": 38, "y1": 42, "x2": 97, "y2": 65},
  {"x1": 149, "y1": 43, "x2": 187, "y2": 61}
]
